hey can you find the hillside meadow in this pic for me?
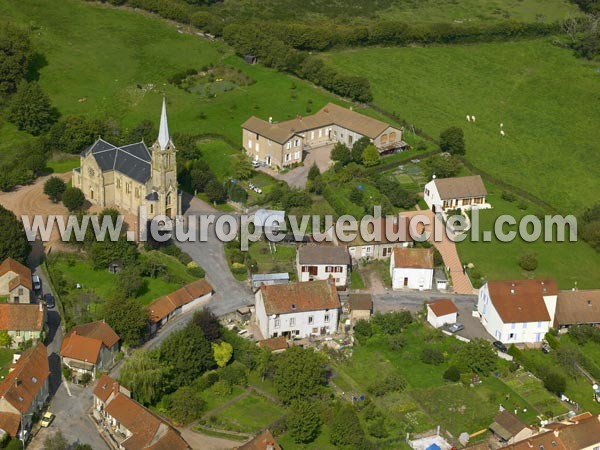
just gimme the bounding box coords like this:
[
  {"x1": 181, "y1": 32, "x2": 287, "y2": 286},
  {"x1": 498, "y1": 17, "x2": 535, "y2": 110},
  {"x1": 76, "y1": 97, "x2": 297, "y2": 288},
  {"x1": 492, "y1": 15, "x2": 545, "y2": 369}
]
[{"x1": 323, "y1": 39, "x2": 600, "y2": 215}]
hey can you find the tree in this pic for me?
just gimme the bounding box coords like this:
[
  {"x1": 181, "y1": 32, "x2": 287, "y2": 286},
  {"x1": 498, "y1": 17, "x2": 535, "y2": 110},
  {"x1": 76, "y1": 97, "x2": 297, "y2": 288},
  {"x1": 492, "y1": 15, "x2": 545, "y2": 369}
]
[
  {"x1": 205, "y1": 178, "x2": 227, "y2": 203},
  {"x1": 361, "y1": 144, "x2": 380, "y2": 167},
  {"x1": 353, "y1": 319, "x2": 372, "y2": 343},
  {"x1": 330, "y1": 142, "x2": 352, "y2": 165},
  {"x1": 443, "y1": 365, "x2": 461, "y2": 382},
  {"x1": 454, "y1": 339, "x2": 497, "y2": 375},
  {"x1": 160, "y1": 324, "x2": 214, "y2": 387},
  {"x1": 167, "y1": 386, "x2": 206, "y2": 425},
  {"x1": 47, "y1": 115, "x2": 108, "y2": 154},
  {"x1": 351, "y1": 136, "x2": 370, "y2": 163},
  {"x1": 287, "y1": 400, "x2": 322, "y2": 444},
  {"x1": 424, "y1": 153, "x2": 463, "y2": 179},
  {"x1": 127, "y1": 119, "x2": 157, "y2": 144},
  {"x1": 212, "y1": 341, "x2": 233, "y2": 368},
  {"x1": 219, "y1": 361, "x2": 248, "y2": 386},
  {"x1": 518, "y1": 251, "x2": 538, "y2": 271},
  {"x1": 43, "y1": 431, "x2": 69, "y2": 450},
  {"x1": 273, "y1": 346, "x2": 326, "y2": 403},
  {"x1": 44, "y1": 176, "x2": 66, "y2": 202},
  {"x1": 420, "y1": 347, "x2": 444, "y2": 365},
  {"x1": 0, "y1": 331, "x2": 12, "y2": 348},
  {"x1": 371, "y1": 311, "x2": 413, "y2": 335},
  {"x1": 7, "y1": 81, "x2": 55, "y2": 135},
  {"x1": 542, "y1": 371, "x2": 567, "y2": 394},
  {"x1": 62, "y1": 186, "x2": 85, "y2": 211},
  {"x1": 89, "y1": 236, "x2": 139, "y2": 270},
  {"x1": 307, "y1": 162, "x2": 320, "y2": 181},
  {"x1": 114, "y1": 265, "x2": 145, "y2": 299},
  {"x1": 103, "y1": 296, "x2": 148, "y2": 347},
  {"x1": 192, "y1": 308, "x2": 222, "y2": 341},
  {"x1": 349, "y1": 186, "x2": 364, "y2": 204},
  {"x1": 0, "y1": 205, "x2": 31, "y2": 264},
  {"x1": 119, "y1": 349, "x2": 169, "y2": 405},
  {"x1": 233, "y1": 154, "x2": 253, "y2": 180},
  {"x1": 0, "y1": 23, "x2": 32, "y2": 95},
  {"x1": 439, "y1": 126, "x2": 465, "y2": 155},
  {"x1": 330, "y1": 403, "x2": 367, "y2": 448}
]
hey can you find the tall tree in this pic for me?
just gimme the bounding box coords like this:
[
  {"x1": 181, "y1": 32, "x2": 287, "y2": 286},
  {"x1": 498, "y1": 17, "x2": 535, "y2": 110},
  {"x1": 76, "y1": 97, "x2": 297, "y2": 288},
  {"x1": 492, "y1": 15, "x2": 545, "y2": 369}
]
[
  {"x1": 287, "y1": 399, "x2": 322, "y2": 444},
  {"x1": 44, "y1": 176, "x2": 67, "y2": 203},
  {"x1": 329, "y1": 403, "x2": 367, "y2": 448},
  {"x1": 330, "y1": 142, "x2": 352, "y2": 165},
  {"x1": 103, "y1": 296, "x2": 148, "y2": 347},
  {"x1": 167, "y1": 386, "x2": 206, "y2": 425},
  {"x1": 119, "y1": 349, "x2": 169, "y2": 405},
  {"x1": 273, "y1": 346, "x2": 326, "y2": 404},
  {"x1": 205, "y1": 178, "x2": 227, "y2": 203},
  {"x1": 0, "y1": 23, "x2": 32, "y2": 95},
  {"x1": 160, "y1": 324, "x2": 214, "y2": 387},
  {"x1": 192, "y1": 308, "x2": 222, "y2": 341},
  {"x1": 0, "y1": 204, "x2": 31, "y2": 263},
  {"x1": 439, "y1": 126, "x2": 465, "y2": 155},
  {"x1": 212, "y1": 341, "x2": 233, "y2": 367},
  {"x1": 361, "y1": 144, "x2": 380, "y2": 167},
  {"x1": 62, "y1": 186, "x2": 85, "y2": 211},
  {"x1": 8, "y1": 80, "x2": 55, "y2": 135}
]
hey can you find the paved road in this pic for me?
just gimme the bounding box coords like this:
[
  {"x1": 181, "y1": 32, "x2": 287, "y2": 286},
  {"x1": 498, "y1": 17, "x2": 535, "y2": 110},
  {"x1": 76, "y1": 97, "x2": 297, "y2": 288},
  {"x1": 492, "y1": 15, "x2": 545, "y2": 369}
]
[{"x1": 257, "y1": 145, "x2": 333, "y2": 188}]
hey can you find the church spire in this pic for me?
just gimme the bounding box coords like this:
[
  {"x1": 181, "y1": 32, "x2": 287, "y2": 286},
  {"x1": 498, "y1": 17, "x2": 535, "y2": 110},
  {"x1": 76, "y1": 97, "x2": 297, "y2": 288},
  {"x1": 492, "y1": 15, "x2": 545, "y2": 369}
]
[{"x1": 157, "y1": 97, "x2": 170, "y2": 151}]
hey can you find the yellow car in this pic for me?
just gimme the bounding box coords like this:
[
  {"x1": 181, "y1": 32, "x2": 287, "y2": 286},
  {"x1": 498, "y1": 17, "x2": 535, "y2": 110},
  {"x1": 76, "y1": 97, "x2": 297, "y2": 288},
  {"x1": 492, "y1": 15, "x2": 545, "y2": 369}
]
[{"x1": 40, "y1": 412, "x2": 55, "y2": 428}]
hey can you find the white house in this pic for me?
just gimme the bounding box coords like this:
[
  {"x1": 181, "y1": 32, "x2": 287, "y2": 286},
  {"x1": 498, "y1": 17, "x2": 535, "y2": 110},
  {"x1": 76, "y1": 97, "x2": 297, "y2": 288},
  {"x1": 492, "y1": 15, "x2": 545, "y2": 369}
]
[
  {"x1": 254, "y1": 279, "x2": 341, "y2": 339},
  {"x1": 424, "y1": 175, "x2": 489, "y2": 214},
  {"x1": 426, "y1": 299, "x2": 458, "y2": 328},
  {"x1": 390, "y1": 247, "x2": 434, "y2": 290},
  {"x1": 297, "y1": 244, "x2": 350, "y2": 287},
  {"x1": 477, "y1": 278, "x2": 558, "y2": 344}
]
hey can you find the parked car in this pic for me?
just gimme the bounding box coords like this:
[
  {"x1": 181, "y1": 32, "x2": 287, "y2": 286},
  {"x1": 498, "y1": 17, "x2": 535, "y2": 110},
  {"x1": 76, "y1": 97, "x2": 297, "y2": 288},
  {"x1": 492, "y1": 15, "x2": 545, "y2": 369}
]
[
  {"x1": 446, "y1": 323, "x2": 464, "y2": 333},
  {"x1": 493, "y1": 340, "x2": 508, "y2": 353},
  {"x1": 251, "y1": 161, "x2": 260, "y2": 168},
  {"x1": 43, "y1": 293, "x2": 55, "y2": 309},
  {"x1": 32, "y1": 275, "x2": 41, "y2": 291},
  {"x1": 40, "y1": 412, "x2": 55, "y2": 428}
]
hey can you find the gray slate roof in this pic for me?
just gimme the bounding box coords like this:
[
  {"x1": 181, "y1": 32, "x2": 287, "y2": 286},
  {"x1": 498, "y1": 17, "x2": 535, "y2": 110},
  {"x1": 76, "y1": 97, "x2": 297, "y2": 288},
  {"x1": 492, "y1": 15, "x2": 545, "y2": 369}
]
[
  {"x1": 86, "y1": 139, "x2": 152, "y2": 184},
  {"x1": 298, "y1": 244, "x2": 351, "y2": 265}
]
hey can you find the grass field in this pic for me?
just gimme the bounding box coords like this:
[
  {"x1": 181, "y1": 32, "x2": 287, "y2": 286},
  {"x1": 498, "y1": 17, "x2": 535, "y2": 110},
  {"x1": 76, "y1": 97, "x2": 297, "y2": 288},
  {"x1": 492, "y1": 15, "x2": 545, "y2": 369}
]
[
  {"x1": 210, "y1": 0, "x2": 579, "y2": 24},
  {"x1": 212, "y1": 393, "x2": 285, "y2": 434},
  {"x1": 324, "y1": 39, "x2": 600, "y2": 214},
  {"x1": 0, "y1": 348, "x2": 16, "y2": 380}
]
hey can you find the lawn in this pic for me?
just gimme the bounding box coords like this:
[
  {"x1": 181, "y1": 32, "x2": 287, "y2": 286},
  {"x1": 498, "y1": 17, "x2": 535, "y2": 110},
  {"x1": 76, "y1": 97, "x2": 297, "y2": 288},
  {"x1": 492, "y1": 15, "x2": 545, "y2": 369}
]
[
  {"x1": 456, "y1": 179, "x2": 600, "y2": 289},
  {"x1": 211, "y1": 392, "x2": 286, "y2": 434},
  {"x1": 198, "y1": 138, "x2": 240, "y2": 181},
  {"x1": 0, "y1": 348, "x2": 16, "y2": 380},
  {"x1": 324, "y1": 39, "x2": 600, "y2": 215},
  {"x1": 46, "y1": 155, "x2": 80, "y2": 174},
  {"x1": 247, "y1": 240, "x2": 297, "y2": 277}
]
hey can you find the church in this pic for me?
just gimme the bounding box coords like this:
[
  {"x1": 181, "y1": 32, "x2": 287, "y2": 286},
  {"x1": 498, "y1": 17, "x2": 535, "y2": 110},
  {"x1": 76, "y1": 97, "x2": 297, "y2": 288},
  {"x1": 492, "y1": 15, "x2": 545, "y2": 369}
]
[{"x1": 72, "y1": 99, "x2": 181, "y2": 220}]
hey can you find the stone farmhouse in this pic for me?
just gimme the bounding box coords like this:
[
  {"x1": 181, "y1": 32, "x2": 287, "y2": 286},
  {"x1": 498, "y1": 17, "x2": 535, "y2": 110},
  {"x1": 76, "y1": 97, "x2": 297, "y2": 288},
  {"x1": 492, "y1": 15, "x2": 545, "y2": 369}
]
[
  {"x1": 242, "y1": 102, "x2": 407, "y2": 168},
  {"x1": 0, "y1": 303, "x2": 46, "y2": 348},
  {"x1": 0, "y1": 258, "x2": 32, "y2": 304},
  {"x1": 297, "y1": 244, "x2": 351, "y2": 287},
  {"x1": 73, "y1": 99, "x2": 181, "y2": 221}
]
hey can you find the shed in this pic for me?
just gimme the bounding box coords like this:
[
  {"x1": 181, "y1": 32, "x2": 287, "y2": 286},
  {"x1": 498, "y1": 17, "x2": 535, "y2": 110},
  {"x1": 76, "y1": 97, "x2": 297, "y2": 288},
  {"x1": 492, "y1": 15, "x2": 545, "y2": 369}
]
[
  {"x1": 252, "y1": 273, "x2": 290, "y2": 289},
  {"x1": 347, "y1": 294, "x2": 373, "y2": 323},
  {"x1": 244, "y1": 55, "x2": 258, "y2": 65},
  {"x1": 108, "y1": 260, "x2": 124, "y2": 274},
  {"x1": 427, "y1": 299, "x2": 458, "y2": 328},
  {"x1": 434, "y1": 268, "x2": 448, "y2": 291},
  {"x1": 489, "y1": 410, "x2": 533, "y2": 443}
]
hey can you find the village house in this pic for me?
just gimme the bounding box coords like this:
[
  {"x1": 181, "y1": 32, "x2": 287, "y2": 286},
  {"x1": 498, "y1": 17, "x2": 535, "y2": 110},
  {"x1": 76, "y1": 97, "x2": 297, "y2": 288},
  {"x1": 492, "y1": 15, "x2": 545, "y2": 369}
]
[
  {"x1": 237, "y1": 429, "x2": 281, "y2": 450},
  {"x1": 0, "y1": 303, "x2": 46, "y2": 348},
  {"x1": 324, "y1": 216, "x2": 413, "y2": 261},
  {"x1": 426, "y1": 299, "x2": 458, "y2": 328},
  {"x1": 60, "y1": 320, "x2": 120, "y2": 380},
  {"x1": 554, "y1": 289, "x2": 600, "y2": 330},
  {"x1": 257, "y1": 336, "x2": 289, "y2": 354},
  {"x1": 297, "y1": 244, "x2": 350, "y2": 287},
  {"x1": 73, "y1": 99, "x2": 181, "y2": 221},
  {"x1": 0, "y1": 343, "x2": 50, "y2": 440},
  {"x1": 255, "y1": 279, "x2": 340, "y2": 339},
  {"x1": 146, "y1": 279, "x2": 213, "y2": 335},
  {"x1": 424, "y1": 175, "x2": 489, "y2": 214},
  {"x1": 92, "y1": 375, "x2": 189, "y2": 450},
  {"x1": 489, "y1": 410, "x2": 534, "y2": 444},
  {"x1": 390, "y1": 247, "x2": 435, "y2": 290},
  {"x1": 0, "y1": 258, "x2": 32, "y2": 304},
  {"x1": 477, "y1": 279, "x2": 557, "y2": 344},
  {"x1": 346, "y1": 294, "x2": 373, "y2": 325},
  {"x1": 242, "y1": 102, "x2": 407, "y2": 168}
]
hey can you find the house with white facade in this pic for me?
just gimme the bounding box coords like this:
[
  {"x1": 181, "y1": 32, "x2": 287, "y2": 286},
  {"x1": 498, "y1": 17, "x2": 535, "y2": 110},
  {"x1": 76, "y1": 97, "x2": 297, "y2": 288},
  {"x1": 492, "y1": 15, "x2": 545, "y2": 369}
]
[
  {"x1": 254, "y1": 279, "x2": 341, "y2": 339},
  {"x1": 0, "y1": 303, "x2": 46, "y2": 348},
  {"x1": 424, "y1": 175, "x2": 489, "y2": 214},
  {"x1": 390, "y1": 247, "x2": 434, "y2": 290},
  {"x1": 477, "y1": 279, "x2": 558, "y2": 345},
  {"x1": 297, "y1": 244, "x2": 350, "y2": 287},
  {"x1": 426, "y1": 299, "x2": 458, "y2": 328}
]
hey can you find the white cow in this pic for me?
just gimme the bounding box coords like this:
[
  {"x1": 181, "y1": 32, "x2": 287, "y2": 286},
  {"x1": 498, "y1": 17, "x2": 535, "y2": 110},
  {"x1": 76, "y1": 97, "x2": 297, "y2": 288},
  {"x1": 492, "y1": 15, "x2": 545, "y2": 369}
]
[
  {"x1": 471, "y1": 115, "x2": 476, "y2": 122},
  {"x1": 466, "y1": 115, "x2": 471, "y2": 122},
  {"x1": 500, "y1": 130, "x2": 505, "y2": 136}
]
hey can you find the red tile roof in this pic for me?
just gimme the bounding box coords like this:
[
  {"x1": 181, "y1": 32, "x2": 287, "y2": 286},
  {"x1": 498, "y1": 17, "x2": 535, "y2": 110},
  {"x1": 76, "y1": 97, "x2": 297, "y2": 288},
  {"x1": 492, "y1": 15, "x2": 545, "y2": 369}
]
[
  {"x1": 0, "y1": 343, "x2": 49, "y2": 421},
  {"x1": 393, "y1": 247, "x2": 434, "y2": 269},
  {"x1": 67, "y1": 320, "x2": 119, "y2": 348},
  {"x1": 427, "y1": 299, "x2": 458, "y2": 317},
  {"x1": 60, "y1": 333, "x2": 103, "y2": 364},
  {"x1": 298, "y1": 244, "x2": 350, "y2": 265},
  {"x1": 146, "y1": 279, "x2": 213, "y2": 324},
  {"x1": 0, "y1": 258, "x2": 32, "y2": 291},
  {"x1": 0, "y1": 304, "x2": 44, "y2": 331},
  {"x1": 238, "y1": 429, "x2": 281, "y2": 450},
  {"x1": 258, "y1": 336, "x2": 289, "y2": 352},
  {"x1": 94, "y1": 376, "x2": 189, "y2": 450},
  {"x1": 259, "y1": 280, "x2": 340, "y2": 315},
  {"x1": 0, "y1": 412, "x2": 20, "y2": 436},
  {"x1": 348, "y1": 294, "x2": 373, "y2": 311},
  {"x1": 555, "y1": 289, "x2": 600, "y2": 326},
  {"x1": 487, "y1": 279, "x2": 557, "y2": 323}
]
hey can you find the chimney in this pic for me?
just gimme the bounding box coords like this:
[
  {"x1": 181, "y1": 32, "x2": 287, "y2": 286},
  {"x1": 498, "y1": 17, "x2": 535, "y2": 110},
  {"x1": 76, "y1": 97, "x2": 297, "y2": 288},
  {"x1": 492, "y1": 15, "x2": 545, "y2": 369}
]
[
  {"x1": 39, "y1": 302, "x2": 43, "y2": 312},
  {"x1": 553, "y1": 429, "x2": 560, "y2": 437}
]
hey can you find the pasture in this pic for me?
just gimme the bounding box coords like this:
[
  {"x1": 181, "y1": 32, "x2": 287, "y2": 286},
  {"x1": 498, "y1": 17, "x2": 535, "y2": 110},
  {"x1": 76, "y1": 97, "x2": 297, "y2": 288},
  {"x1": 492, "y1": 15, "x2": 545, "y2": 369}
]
[{"x1": 324, "y1": 39, "x2": 600, "y2": 214}]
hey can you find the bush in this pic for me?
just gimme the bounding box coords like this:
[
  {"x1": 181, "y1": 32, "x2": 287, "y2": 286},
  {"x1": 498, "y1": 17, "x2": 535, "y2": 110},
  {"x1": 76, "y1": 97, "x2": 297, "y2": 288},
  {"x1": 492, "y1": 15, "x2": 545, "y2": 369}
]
[
  {"x1": 501, "y1": 191, "x2": 517, "y2": 202},
  {"x1": 368, "y1": 374, "x2": 406, "y2": 396},
  {"x1": 211, "y1": 380, "x2": 232, "y2": 396},
  {"x1": 542, "y1": 371, "x2": 566, "y2": 394},
  {"x1": 44, "y1": 176, "x2": 67, "y2": 202},
  {"x1": 353, "y1": 319, "x2": 372, "y2": 343},
  {"x1": 218, "y1": 361, "x2": 248, "y2": 386},
  {"x1": 62, "y1": 187, "x2": 86, "y2": 211},
  {"x1": 544, "y1": 332, "x2": 560, "y2": 350},
  {"x1": 439, "y1": 127, "x2": 465, "y2": 155},
  {"x1": 187, "y1": 265, "x2": 206, "y2": 278},
  {"x1": 177, "y1": 252, "x2": 193, "y2": 265},
  {"x1": 518, "y1": 251, "x2": 538, "y2": 271},
  {"x1": 420, "y1": 347, "x2": 444, "y2": 365},
  {"x1": 443, "y1": 366, "x2": 461, "y2": 382}
]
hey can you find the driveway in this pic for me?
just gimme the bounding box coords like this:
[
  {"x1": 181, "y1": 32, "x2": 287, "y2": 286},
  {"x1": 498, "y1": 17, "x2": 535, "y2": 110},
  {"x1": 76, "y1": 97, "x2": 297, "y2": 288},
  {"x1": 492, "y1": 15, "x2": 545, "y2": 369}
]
[{"x1": 257, "y1": 144, "x2": 334, "y2": 188}]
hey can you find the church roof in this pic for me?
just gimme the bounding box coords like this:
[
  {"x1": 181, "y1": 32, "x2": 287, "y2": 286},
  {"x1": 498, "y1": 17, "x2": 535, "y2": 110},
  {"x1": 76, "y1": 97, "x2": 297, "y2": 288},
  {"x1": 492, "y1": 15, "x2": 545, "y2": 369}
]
[{"x1": 85, "y1": 139, "x2": 152, "y2": 184}]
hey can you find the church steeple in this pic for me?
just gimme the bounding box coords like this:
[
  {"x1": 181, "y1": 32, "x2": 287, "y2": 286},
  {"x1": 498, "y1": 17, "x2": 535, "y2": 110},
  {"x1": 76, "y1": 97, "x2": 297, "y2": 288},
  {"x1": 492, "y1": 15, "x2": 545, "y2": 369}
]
[{"x1": 157, "y1": 97, "x2": 170, "y2": 151}]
